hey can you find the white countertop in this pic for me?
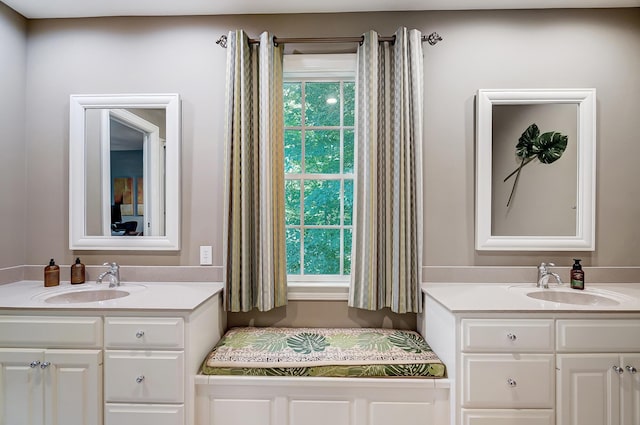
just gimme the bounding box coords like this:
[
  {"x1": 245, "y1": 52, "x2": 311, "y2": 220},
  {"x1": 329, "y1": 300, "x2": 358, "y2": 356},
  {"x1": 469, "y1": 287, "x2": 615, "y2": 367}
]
[
  {"x1": 423, "y1": 282, "x2": 640, "y2": 313},
  {"x1": 0, "y1": 280, "x2": 224, "y2": 311}
]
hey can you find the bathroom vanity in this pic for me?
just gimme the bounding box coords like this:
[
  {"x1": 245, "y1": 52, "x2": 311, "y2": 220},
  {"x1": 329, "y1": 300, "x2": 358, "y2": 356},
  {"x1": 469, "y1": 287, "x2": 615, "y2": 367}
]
[
  {"x1": 420, "y1": 283, "x2": 640, "y2": 425},
  {"x1": 0, "y1": 280, "x2": 225, "y2": 425}
]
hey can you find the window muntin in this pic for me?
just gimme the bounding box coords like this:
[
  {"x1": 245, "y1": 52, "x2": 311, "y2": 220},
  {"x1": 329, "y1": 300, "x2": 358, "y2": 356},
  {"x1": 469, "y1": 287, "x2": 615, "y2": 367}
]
[{"x1": 284, "y1": 79, "x2": 355, "y2": 280}]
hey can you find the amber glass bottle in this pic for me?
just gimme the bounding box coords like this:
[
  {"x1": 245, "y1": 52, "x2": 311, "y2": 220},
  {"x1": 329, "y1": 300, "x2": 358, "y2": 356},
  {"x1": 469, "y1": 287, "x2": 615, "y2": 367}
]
[
  {"x1": 44, "y1": 259, "x2": 60, "y2": 287},
  {"x1": 70, "y1": 257, "x2": 86, "y2": 284}
]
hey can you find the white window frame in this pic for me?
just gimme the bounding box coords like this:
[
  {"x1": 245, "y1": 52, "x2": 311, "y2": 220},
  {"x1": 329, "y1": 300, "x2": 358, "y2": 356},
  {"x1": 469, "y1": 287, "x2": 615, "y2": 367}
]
[{"x1": 283, "y1": 54, "x2": 356, "y2": 300}]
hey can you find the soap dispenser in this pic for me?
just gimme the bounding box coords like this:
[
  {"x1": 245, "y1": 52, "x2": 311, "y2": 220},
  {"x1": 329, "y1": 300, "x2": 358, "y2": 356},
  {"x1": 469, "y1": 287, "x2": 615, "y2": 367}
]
[
  {"x1": 570, "y1": 259, "x2": 585, "y2": 290},
  {"x1": 44, "y1": 259, "x2": 60, "y2": 287},
  {"x1": 70, "y1": 257, "x2": 86, "y2": 284}
]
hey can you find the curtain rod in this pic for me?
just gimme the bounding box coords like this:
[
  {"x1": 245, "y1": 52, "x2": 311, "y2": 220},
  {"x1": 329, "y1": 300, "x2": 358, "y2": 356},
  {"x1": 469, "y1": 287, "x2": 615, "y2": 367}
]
[{"x1": 216, "y1": 32, "x2": 442, "y2": 48}]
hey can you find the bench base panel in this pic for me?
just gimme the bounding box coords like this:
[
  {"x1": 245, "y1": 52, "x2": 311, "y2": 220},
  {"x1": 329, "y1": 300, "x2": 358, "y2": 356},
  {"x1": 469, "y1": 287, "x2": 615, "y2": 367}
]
[{"x1": 195, "y1": 375, "x2": 450, "y2": 425}]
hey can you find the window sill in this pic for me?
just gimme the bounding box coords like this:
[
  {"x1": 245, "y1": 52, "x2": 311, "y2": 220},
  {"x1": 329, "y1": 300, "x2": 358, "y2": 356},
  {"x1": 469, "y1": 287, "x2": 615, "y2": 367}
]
[{"x1": 287, "y1": 281, "x2": 349, "y2": 301}]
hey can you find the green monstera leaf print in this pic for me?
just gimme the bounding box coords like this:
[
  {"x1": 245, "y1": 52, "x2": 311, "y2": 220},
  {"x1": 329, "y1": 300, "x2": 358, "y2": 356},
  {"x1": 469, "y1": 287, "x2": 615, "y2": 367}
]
[
  {"x1": 357, "y1": 332, "x2": 393, "y2": 351},
  {"x1": 504, "y1": 123, "x2": 568, "y2": 207},
  {"x1": 385, "y1": 363, "x2": 432, "y2": 377},
  {"x1": 286, "y1": 332, "x2": 329, "y2": 354},
  {"x1": 252, "y1": 332, "x2": 290, "y2": 352},
  {"x1": 388, "y1": 331, "x2": 431, "y2": 353}
]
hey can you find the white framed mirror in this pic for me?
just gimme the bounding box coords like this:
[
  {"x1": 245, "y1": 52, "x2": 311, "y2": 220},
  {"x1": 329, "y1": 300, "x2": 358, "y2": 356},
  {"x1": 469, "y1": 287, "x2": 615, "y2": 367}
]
[
  {"x1": 476, "y1": 89, "x2": 596, "y2": 251},
  {"x1": 69, "y1": 94, "x2": 181, "y2": 250}
]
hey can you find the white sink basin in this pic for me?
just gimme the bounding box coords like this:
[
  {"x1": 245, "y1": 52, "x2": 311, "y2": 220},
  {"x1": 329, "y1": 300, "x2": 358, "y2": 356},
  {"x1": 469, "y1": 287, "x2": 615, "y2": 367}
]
[
  {"x1": 33, "y1": 283, "x2": 147, "y2": 304},
  {"x1": 44, "y1": 289, "x2": 130, "y2": 304},
  {"x1": 526, "y1": 290, "x2": 620, "y2": 306}
]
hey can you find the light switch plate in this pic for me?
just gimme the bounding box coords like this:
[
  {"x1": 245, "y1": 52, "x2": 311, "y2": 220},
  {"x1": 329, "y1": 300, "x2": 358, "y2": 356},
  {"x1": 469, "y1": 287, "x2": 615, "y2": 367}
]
[{"x1": 199, "y1": 245, "x2": 212, "y2": 265}]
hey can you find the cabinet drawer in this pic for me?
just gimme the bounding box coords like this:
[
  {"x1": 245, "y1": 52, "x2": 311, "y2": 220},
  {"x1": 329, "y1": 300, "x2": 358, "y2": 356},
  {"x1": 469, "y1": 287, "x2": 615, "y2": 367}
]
[
  {"x1": 105, "y1": 403, "x2": 184, "y2": 425},
  {"x1": 0, "y1": 316, "x2": 102, "y2": 347},
  {"x1": 105, "y1": 350, "x2": 184, "y2": 403},
  {"x1": 105, "y1": 317, "x2": 184, "y2": 349},
  {"x1": 462, "y1": 409, "x2": 554, "y2": 425},
  {"x1": 462, "y1": 319, "x2": 554, "y2": 352},
  {"x1": 557, "y1": 319, "x2": 640, "y2": 352},
  {"x1": 462, "y1": 354, "x2": 554, "y2": 408}
]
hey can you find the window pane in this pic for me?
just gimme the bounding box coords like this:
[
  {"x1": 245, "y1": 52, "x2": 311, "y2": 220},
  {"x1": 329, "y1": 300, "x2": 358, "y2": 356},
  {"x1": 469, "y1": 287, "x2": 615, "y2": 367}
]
[
  {"x1": 285, "y1": 180, "x2": 301, "y2": 225},
  {"x1": 284, "y1": 130, "x2": 302, "y2": 173},
  {"x1": 343, "y1": 82, "x2": 355, "y2": 126},
  {"x1": 304, "y1": 180, "x2": 340, "y2": 225},
  {"x1": 305, "y1": 82, "x2": 340, "y2": 127},
  {"x1": 344, "y1": 179, "x2": 353, "y2": 226},
  {"x1": 286, "y1": 228, "x2": 301, "y2": 274},
  {"x1": 284, "y1": 82, "x2": 302, "y2": 126},
  {"x1": 343, "y1": 130, "x2": 354, "y2": 174},
  {"x1": 304, "y1": 228, "x2": 340, "y2": 274},
  {"x1": 305, "y1": 130, "x2": 340, "y2": 174},
  {"x1": 343, "y1": 228, "x2": 352, "y2": 275}
]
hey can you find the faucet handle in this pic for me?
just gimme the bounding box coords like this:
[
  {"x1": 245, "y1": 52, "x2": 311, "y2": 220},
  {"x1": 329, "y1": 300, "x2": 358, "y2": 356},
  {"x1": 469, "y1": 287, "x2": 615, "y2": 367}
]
[{"x1": 546, "y1": 262, "x2": 555, "y2": 267}]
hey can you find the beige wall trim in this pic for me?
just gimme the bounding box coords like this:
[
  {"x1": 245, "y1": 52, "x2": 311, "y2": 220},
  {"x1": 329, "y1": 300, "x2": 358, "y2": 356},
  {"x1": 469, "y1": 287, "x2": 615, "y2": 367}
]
[
  {"x1": 4, "y1": 265, "x2": 638, "y2": 287},
  {"x1": 423, "y1": 266, "x2": 640, "y2": 284},
  {"x1": 0, "y1": 266, "x2": 25, "y2": 285}
]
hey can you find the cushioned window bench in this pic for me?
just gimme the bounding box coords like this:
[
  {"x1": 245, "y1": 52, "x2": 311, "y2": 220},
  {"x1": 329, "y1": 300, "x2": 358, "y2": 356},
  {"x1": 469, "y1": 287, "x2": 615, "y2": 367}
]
[{"x1": 195, "y1": 327, "x2": 450, "y2": 425}]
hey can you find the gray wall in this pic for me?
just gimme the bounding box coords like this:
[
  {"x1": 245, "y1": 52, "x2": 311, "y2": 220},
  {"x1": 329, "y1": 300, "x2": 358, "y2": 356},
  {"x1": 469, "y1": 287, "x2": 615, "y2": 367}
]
[
  {"x1": 16, "y1": 8, "x2": 640, "y2": 268},
  {"x1": 0, "y1": 3, "x2": 27, "y2": 268}
]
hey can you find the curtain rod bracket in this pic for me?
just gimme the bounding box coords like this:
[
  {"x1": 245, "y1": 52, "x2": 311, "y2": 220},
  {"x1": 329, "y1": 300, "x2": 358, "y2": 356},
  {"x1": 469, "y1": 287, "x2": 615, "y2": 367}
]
[{"x1": 216, "y1": 35, "x2": 228, "y2": 49}]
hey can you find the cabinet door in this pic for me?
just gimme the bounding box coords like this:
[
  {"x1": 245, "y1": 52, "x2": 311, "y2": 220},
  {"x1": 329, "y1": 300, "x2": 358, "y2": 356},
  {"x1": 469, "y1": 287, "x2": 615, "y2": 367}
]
[
  {"x1": 621, "y1": 354, "x2": 640, "y2": 425},
  {"x1": 557, "y1": 354, "x2": 620, "y2": 425},
  {"x1": 43, "y1": 349, "x2": 102, "y2": 425},
  {"x1": 0, "y1": 348, "x2": 44, "y2": 425}
]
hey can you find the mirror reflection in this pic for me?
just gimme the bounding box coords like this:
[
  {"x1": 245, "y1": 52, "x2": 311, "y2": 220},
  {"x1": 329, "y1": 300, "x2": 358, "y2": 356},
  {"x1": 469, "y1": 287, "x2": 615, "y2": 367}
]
[
  {"x1": 491, "y1": 104, "x2": 577, "y2": 237},
  {"x1": 84, "y1": 108, "x2": 166, "y2": 237}
]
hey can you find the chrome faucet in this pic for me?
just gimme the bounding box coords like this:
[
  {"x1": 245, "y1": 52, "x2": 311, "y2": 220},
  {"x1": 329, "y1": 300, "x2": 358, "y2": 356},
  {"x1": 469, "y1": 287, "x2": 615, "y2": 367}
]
[
  {"x1": 537, "y1": 262, "x2": 563, "y2": 289},
  {"x1": 97, "y1": 262, "x2": 120, "y2": 288}
]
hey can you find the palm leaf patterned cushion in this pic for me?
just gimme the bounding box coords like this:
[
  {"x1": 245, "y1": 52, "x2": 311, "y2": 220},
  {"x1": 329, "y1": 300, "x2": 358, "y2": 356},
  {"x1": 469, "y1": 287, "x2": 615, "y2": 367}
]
[{"x1": 201, "y1": 327, "x2": 445, "y2": 378}]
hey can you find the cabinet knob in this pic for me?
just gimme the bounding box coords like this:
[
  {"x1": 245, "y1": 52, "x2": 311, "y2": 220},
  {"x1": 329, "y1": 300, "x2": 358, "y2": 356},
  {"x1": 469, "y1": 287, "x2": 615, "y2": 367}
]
[
  {"x1": 136, "y1": 375, "x2": 145, "y2": 383},
  {"x1": 507, "y1": 378, "x2": 517, "y2": 387},
  {"x1": 506, "y1": 333, "x2": 517, "y2": 341},
  {"x1": 29, "y1": 361, "x2": 41, "y2": 368},
  {"x1": 40, "y1": 362, "x2": 50, "y2": 369},
  {"x1": 135, "y1": 330, "x2": 145, "y2": 338},
  {"x1": 613, "y1": 366, "x2": 624, "y2": 375},
  {"x1": 626, "y1": 366, "x2": 637, "y2": 374}
]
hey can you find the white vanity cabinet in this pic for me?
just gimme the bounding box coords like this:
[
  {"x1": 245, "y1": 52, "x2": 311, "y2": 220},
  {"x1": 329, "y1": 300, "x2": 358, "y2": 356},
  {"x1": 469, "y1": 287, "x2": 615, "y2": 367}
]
[
  {"x1": 0, "y1": 282, "x2": 225, "y2": 425},
  {"x1": 556, "y1": 320, "x2": 640, "y2": 425},
  {"x1": 0, "y1": 316, "x2": 103, "y2": 425},
  {"x1": 422, "y1": 288, "x2": 640, "y2": 425},
  {"x1": 104, "y1": 317, "x2": 187, "y2": 425},
  {"x1": 459, "y1": 319, "x2": 555, "y2": 424}
]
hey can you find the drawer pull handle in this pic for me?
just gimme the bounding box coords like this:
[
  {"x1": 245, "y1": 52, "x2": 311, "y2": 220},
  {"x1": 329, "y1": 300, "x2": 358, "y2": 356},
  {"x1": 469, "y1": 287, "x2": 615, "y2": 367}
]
[
  {"x1": 136, "y1": 375, "x2": 145, "y2": 383},
  {"x1": 507, "y1": 378, "x2": 517, "y2": 387},
  {"x1": 135, "y1": 330, "x2": 145, "y2": 338},
  {"x1": 613, "y1": 366, "x2": 624, "y2": 375},
  {"x1": 40, "y1": 362, "x2": 50, "y2": 369},
  {"x1": 626, "y1": 366, "x2": 637, "y2": 374},
  {"x1": 506, "y1": 333, "x2": 517, "y2": 341},
  {"x1": 29, "y1": 361, "x2": 41, "y2": 368}
]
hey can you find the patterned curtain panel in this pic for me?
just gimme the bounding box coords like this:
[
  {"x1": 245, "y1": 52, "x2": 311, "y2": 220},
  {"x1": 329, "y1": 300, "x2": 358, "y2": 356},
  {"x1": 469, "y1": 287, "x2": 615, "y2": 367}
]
[
  {"x1": 223, "y1": 30, "x2": 287, "y2": 312},
  {"x1": 349, "y1": 28, "x2": 424, "y2": 314}
]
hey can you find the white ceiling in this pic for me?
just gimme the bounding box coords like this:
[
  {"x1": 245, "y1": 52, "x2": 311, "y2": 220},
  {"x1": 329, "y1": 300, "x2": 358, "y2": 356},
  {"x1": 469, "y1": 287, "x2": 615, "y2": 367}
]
[{"x1": 3, "y1": 0, "x2": 639, "y2": 19}]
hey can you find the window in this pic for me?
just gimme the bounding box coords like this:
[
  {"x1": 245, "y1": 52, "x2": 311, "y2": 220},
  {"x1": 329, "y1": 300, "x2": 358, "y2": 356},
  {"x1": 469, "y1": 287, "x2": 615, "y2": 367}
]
[{"x1": 283, "y1": 55, "x2": 356, "y2": 284}]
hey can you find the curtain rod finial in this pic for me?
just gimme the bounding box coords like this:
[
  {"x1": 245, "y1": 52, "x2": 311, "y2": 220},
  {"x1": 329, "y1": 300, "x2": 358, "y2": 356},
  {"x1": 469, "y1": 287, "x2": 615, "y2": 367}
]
[
  {"x1": 216, "y1": 34, "x2": 228, "y2": 48},
  {"x1": 426, "y1": 32, "x2": 442, "y2": 46}
]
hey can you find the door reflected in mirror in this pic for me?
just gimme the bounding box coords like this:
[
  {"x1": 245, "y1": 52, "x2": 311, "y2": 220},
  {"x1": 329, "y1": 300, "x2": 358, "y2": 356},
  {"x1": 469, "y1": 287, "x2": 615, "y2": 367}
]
[
  {"x1": 84, "y1": 108, "x2": 166, "y2": 237},
  {"x1": 70, "y1": 94, "x2": 180, "y2": 251}
]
